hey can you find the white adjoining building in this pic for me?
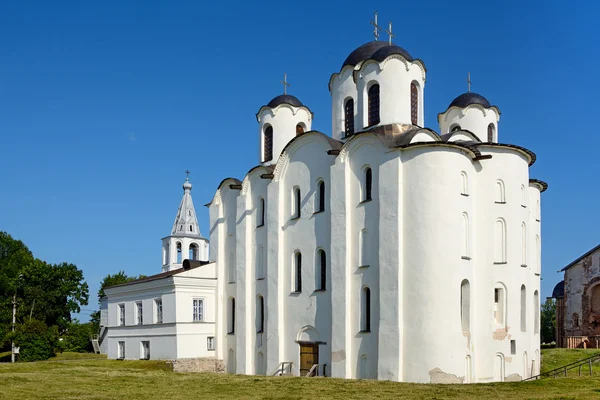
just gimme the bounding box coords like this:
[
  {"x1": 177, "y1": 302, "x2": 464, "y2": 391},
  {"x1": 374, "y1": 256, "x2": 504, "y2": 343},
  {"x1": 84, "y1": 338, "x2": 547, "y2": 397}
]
[{"x1": 102, "y1": 30, "x2": 547, "y2": 383}]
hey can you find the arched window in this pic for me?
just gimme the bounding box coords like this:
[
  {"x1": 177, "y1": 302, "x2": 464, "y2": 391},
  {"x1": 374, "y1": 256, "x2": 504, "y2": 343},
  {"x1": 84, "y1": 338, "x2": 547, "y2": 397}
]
[
  {"x1": 451, "y1": 124, "x2": 461, "y2": 132},
  {"x1": 521, "y1": 222, "x2": 527, "y2": 266},
  {"x1": 228, "y1": 297, "x2": 236, "y2": 334},
  {"x1": 368, "y1": 84, "x2": 380, "y2": 126},
  {"x1": 460, "y1": 171, "x2": 469, "y2": 196},
  {"x1": 344, "y1": 98, "x2": 355, "y2": 136},
  {"x1": 294, "y1": 252, "x2": 302, "y2": 292},
  {"x1": 316, "y1": 181, "x2": 325, "y2": 212},
  {"x1": 176, "y1": 242, "x2": 182, "y2": 264},
  {"x1": 256, "y1": 295, "x2": 264, "y2": 333},
  {"x1": 487, "y1": 123, "x2": 495, "y2": 142},
  {"x1": 410, "y1": 82, "x2": 418, "y2": 125},
  {"x1": 317, "y1": 249, "x2": 326, "y2": 291},
  {"x1": 573, "y1": 313, "x2": 580, "y2": 328},
  {"x1": 461, "y1": 279, "x2": 470, "y2": 332},
  {"x1": 534, "y1": 291, "x2": 539, "y2": 333},
  {"x1": 293, "y1": 187, "x2": 301, "y2": 218},
  {"x1": 494, "y1": 284, "x2": 506, "y2": 326},
  {"x1": 461, "y1": 213, "x2": 470, "y2": 259},
  {"x1": 189, "y1": 243, "x2": 199, "y2": 261},
  {"x1": 363, "y1": 167, "x2": 372, "y2": 201},
  {"x1": 521, "y1": 285, "x2": 527, "y2": 332},
  {"x1": 256, "y1": 245, "x2": 265, "y2": 280},
  {"x1": 361, "y1": 287, "x2": 371, "y2": 332},
  {"x1": 495, "y1": 180, "x2": 506, "y2": 203},
  {"x1": 257, "y1": 198, "x2": 265, "y2": 227},
  {"x1": 494, "y1": 219, "x2": 507, "y2": 263},
  {"x1": 263, "y1": 126, "x2": 273, "y2": 162},
  {"x1": 296, "y1": 124, "x2": 305, "y2": 136},
  {"x1": 360, "y1": 229, "x2": 368, "y2": 267}
]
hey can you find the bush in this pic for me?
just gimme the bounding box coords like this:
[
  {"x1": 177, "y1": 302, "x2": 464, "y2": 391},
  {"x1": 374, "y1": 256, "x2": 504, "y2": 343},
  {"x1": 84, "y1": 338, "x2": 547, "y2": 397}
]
[
  {"x1": 62, "y1": 321, "x2": 94, "y2": 353},
  {"x1": 15, "y1": 320, "x2": 59, "y2": 361}
]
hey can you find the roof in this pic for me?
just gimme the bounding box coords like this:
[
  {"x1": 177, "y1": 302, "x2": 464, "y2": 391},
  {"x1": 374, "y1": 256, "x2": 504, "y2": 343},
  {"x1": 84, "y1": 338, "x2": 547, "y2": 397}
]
[
  {"x1": 170, "y1": 178, "x2": 203, "y2": 237},
  {"x1": 560, "y1": 244, "x2": 600, "y2": 272},
  {"x1": 552, "y1": 280, "x2": 565, "y2": 298},
  {"x1": 529, "y1": 178, "x2": 549, "y2": 193},
  {"x1": 448, "y1": 92, "x2": 491, "y2": 109},
  {"x1": 267, "y1": 94, "x2": 304, "y2": 108},
  {"x1": 342, "y1": 41, "x2": 415, "y2": 69},
  {"x1": 105, "y1": 260, "x2": 210, "y2": 289}
]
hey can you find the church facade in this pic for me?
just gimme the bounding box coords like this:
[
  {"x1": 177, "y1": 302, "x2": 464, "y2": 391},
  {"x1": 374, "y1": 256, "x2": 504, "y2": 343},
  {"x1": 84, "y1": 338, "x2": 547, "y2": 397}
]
[{"x1": 103, "y1": 30, "x2": 546, "y2": 383}]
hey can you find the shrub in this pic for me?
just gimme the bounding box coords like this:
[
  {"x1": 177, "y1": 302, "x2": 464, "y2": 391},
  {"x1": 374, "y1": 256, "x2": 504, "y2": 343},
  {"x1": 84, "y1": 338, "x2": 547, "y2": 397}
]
[
  {"x1": 15, "y1": 320, "x2": 59, "y2": 361},
  {"x1": 62, "y1": 320, "x2": 94, "y2": 353}
]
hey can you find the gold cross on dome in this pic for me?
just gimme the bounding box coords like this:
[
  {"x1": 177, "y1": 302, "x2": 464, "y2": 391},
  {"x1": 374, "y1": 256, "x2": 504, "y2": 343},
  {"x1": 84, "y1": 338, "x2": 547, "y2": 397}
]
[
  {"x1": 467, "y1": 72, "x2": 472, "y2": 93},
  {"x1": 385, "y1": 21, "x2": 396, "y2": 45},
  {"x1": 370, "y1": 11, "x2": 383, "y2": 41},
  {"x1": 280, "y1": 73, "x2": 291, "y2": 95}
]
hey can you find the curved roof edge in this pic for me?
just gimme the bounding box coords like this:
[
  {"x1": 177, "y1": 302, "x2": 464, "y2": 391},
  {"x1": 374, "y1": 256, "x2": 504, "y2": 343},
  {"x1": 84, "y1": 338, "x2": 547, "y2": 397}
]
[
  {"x1": 479, "y1": 142, "x2": 537, "y2": 166},
  {"x1": 439, "y1": 129, "x2": 482, "y2": 143},
  {"x1": 256, "y1": 103, "x2": 314, "y2": 121},
  {"x1": 205, "y1": 177, "x2": 242, "y2": 207},
  {"x1": 529, "y1": 178, "x2": 549, "y2": 193},
  {"x1": 437, "y1": 104, "x2": 501, "y2": 123}
]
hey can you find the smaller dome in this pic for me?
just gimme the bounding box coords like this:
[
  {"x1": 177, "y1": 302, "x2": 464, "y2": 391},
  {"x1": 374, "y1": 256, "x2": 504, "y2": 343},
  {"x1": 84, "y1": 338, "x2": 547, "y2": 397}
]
[
  {"x1": 552, "y1": 280, "x2": 565, "y2": 298},
  {"x1": 183, "y1": 179, "x2": 192, "y2": 191},
  {"x1": 448, "y1": 92, "x2": 491, "y2": 109},
  {"x1": 267, "y1": 94, "x2": 304, "y2": 108}
]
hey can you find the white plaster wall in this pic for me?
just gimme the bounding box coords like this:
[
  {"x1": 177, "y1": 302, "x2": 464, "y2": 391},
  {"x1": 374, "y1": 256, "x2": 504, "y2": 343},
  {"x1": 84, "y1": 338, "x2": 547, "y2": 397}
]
[
  {"x1": 330, "y1": 68, "x2": 358, "y2": 141},
  {"x1": 258, "y1": 106, "x2": 312, "y2": 166},
  {"x1": 439, "y1": 107, "x2": 500, "y2": 142}
]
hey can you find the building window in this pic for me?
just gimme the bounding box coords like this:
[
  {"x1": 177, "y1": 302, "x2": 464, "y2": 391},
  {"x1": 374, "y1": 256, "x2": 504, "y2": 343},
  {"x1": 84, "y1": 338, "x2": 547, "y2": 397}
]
[
  {"x1": 521, "y1": 285, "x2": 527, "y2": 332},
  {"x1": 257, "y1": 245, "x2": 265, "y2": 280},
  {"x1": 317, "y1": 249, "x2": 326, "y2": 291},
  {"x1": 363, "y1": 167, "x2": 372, "y2": 201},
  {"x1": 176, "y1": 242, "x2": 182, "y2": 264},
  {"x1": 257, "y1": 295, "x2": 264, "y2": 333},
  {"x1": 344, "y1": 98, "x2": 354, "y2": 135},
  {"x1": 118, "y1": 341, "x2": 125, "y2": 359},
  {"x1": 573, "y1": 313, "x2": 580, "y2": 328},
  {"x1": 534, "y1": 291, "x2": 540, "y2": 334},
  {"x1": 410, "y1": 81, "x2": 418, "y2": 125},
  {"x1": 193, "y1": 299, "x2": 204, "y2": 322},
  {"x1": 488, "y1": 123, "x2": 495, "y2": 142},
  {"x1": 292, "y1": 187, "x2": 301, "y2": 219},
  {"x1": 494, "y1": 285, "x2": 506, "y2": 326},
  {"x1": 461, "y1": 280, "x2": 470, "y2": 332},
  {"x1": 136, "y1": 302, "x2": 143, "y2": 325},
  {"x1": 460, "y1": 171, "x2": 468, "y2": 196},
  {"x1": 361, "y1": 287, "x2": 371, "y2": 332},
  {"x1": 263, "y1": 126, "x2": 273, "y2": 162},
  {"x1": 119, "y1": 304, "x2": 125, "y2": 326},
  {"x1": 228, "y1": 298, "x2": 235, "y2": 334},
  {"x1": 296, "y1": 124, "x2": 305, "y2": 136},
  {"x1": 368, "y1": 84, "x2": 380, "y2": 126},
  {"x1": 360, "y1": 229, "x2": 369, "y2": 267},
  {"x1": 207, "y1": 336, "x2": 215, "y2": 351},
  {"x1": 316, "y1": 181, "x2": 325, "y2": 213},
  {"x1": 140, "y1": 341, "x2": 150, "y2": 360},
  {"x1": 189, "y1": 243, "x2": 198, "y2": 261},
  {"x1": 257, "y1": 198, "x2": 265, "y2": 227},
  {"x1": 494, "y1": 219, "x2": 507, "y2": 263},
  {"x1": 495, "y1": 180, "x2": 506, "y2": 203},
  {"x1": 294, "y1": 252, "x2": 302, "y2": 292},
  {"x1": 155, "y1": 299, "x2": 163, "y2": 324},
  {"x1": 510, "y1": 340, "x2": 516, "y2": 355}
]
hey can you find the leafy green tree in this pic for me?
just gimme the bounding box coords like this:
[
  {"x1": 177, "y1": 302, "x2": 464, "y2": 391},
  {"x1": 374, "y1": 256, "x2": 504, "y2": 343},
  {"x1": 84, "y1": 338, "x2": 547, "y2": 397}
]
[
  {"x1": 541, "y1": 298, "x2": 556, "y2": 344},
  {"x1": 62, "y1": 320, "x2": 94, "y2": 352},
  {"x1": 14, "y1": 319, "x2": 59, "y2": 361}
]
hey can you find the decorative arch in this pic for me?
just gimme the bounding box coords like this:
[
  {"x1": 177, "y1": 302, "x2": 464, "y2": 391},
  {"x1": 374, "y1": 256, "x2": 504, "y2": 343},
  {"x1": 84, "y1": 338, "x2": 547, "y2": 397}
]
[
  {"x1": 462, "y1": 212, "x2": 470, "y2": 259},
  {"x1": 494, "y1": 353, "x2": 505, "y2": 382},
  {"x1": 521, "y1": 284, "x2": 527, "y2": 332},
  {"x1": 495, "y1": 180, "x2": 506, "y2": 203},
  {"x1": 461, "y1": 279, "x2": 470, "y2": 332},
  {"x1": 494, "y1": 218, "x2": 507, "y2": 263},
  {"x1": 460, "y1": 171, "x2": 469, "y2": 195},
  {"x1": 297, "y1": 325, "x2": 321, "y2": 343},
  {"x1": 521, "y1": 184, "x2": 527, "y2": 207}
]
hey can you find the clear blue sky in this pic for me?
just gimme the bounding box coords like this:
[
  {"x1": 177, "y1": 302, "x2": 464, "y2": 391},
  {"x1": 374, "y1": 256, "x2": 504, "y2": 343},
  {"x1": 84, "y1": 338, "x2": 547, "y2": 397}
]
[{"x1": 1, "y1": 1, "x2": 598, "y2": 319}]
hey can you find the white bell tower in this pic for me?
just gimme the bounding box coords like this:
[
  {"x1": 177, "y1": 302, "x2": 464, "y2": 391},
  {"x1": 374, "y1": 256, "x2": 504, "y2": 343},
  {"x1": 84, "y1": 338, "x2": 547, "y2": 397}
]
[{"x1": 161, "y1": 172, "x2": 209, "y2": 272}]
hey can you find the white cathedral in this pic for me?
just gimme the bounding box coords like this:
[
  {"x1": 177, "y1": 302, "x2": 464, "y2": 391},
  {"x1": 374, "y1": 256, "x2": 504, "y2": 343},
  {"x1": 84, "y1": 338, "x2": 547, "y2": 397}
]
[{"x1": 101, "y1": 25, "x2": 547, "y2": 383}]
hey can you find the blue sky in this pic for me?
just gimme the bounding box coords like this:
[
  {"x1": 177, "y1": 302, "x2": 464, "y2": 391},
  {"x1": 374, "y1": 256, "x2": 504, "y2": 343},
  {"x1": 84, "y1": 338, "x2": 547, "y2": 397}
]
[{"x1": 1, "y1": 1, "x2": 598, "y2": 318}]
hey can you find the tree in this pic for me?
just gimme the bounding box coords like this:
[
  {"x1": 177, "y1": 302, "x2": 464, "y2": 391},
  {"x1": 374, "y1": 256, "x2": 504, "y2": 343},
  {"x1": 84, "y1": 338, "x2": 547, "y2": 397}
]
[
  {"x1": 13, "y1": 319, "x2": 59, "y2": 361},
  {"x1": 541, "y1": 298, "x2": 556, "y2": 344},
  {"x1": 62, "y1": 320, "x2": 95, "y2": 353}
]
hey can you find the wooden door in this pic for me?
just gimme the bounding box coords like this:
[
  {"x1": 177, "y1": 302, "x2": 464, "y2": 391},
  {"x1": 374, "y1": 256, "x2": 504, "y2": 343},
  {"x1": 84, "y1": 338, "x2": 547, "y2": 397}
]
[{"x1": 299, "y1": 344, "x2": 319, "y2": 376}]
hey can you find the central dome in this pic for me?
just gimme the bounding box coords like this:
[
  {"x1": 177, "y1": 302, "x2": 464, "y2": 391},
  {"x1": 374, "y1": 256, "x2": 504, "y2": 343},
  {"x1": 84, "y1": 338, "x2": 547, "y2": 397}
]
[{"x1": 342, "y1": 41, "x2": 414, "y2": 69}]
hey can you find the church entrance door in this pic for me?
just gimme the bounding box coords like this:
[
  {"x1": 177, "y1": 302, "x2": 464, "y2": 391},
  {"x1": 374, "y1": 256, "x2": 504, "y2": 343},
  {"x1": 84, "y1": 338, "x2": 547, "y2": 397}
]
[{"x1": 299, "y1": 343, "x2": 319, "y2": 376}]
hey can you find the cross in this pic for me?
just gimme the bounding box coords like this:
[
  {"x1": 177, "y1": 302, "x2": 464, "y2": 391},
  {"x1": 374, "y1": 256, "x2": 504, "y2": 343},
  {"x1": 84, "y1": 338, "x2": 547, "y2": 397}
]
[
  {"x1": 466, "y1": 72, "x2": 472, "y2": 93},
  {"x1": 280, "y1": 73, "x2": 291, "y2": 95},
  {"x1": 370, "y1": 11, "x2": 383, "y2": 41},
  {"x1": 185, "y1": 170, "x2": 190, "y2": 180},
  {"x1": 385, "y1": 21, "x2": 396, "y2": 45}
]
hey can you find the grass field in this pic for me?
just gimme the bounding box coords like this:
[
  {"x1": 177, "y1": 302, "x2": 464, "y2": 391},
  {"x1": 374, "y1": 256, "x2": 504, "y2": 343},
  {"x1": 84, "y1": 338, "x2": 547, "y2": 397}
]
[{"x1": 2, "y1": 350, "x2": 600, "y2": 399}]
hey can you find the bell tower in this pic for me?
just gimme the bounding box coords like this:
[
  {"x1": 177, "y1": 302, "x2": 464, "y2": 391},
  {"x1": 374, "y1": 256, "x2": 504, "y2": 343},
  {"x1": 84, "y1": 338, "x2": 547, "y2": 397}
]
[{"x1": 161, "y1": 172, "x2": 209, "y2": 272}]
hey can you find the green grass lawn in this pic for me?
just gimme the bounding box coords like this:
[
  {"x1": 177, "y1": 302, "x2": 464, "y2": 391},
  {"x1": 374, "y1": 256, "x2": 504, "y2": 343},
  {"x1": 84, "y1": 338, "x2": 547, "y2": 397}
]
[{"x1": 2, "y1": 350, "x2": 600, "y2": 399}]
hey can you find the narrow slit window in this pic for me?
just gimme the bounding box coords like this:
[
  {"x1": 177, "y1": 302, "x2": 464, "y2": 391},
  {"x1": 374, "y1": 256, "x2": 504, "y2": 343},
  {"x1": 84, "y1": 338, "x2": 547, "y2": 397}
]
[
  {"x1": 345, "y1": 98, "x2": 355, "y2": 135},
  {"x1": 368, "y1": 84, "x2": 380, "y2": 126},
  {"x1": 410, "y1": 82, "x2": 419, "y2": 125},
  {"x1": 361, "y1": 287, "x2": 371, "y2": 332},
  {"x1": 263, "y1": 126, "x2": 273, "y2": 162},
  {"x1": 294, "y1": 252, "x2": 302, "y2": 292}
]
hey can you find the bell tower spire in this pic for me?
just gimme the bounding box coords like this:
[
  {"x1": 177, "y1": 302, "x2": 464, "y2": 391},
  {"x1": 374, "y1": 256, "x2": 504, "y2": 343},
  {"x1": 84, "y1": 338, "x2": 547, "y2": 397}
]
[{"x1": 161, "y1": 172, "x2": 209, "y2": 272}]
